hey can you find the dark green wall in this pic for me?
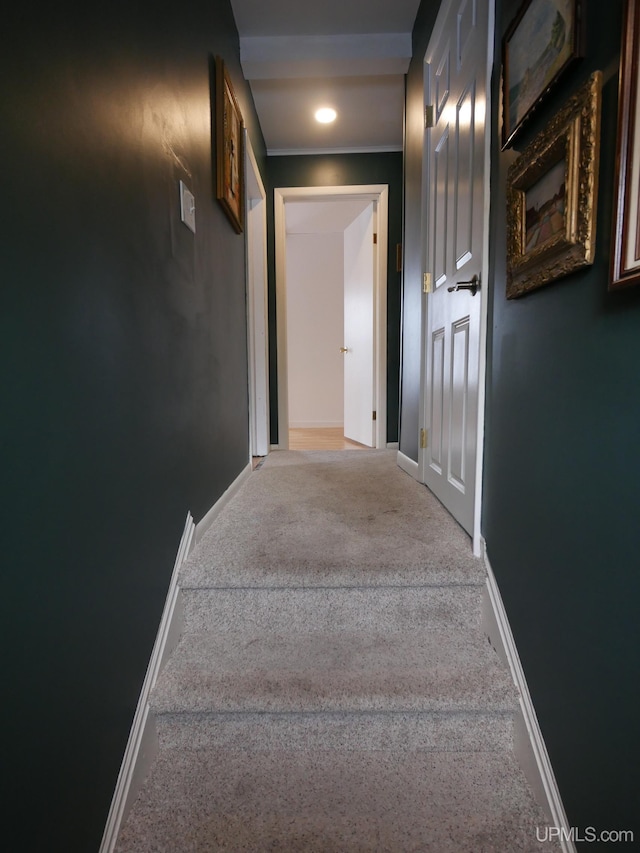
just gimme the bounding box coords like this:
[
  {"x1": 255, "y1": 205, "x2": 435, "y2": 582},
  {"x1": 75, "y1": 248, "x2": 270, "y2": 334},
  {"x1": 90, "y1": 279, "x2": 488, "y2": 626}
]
[
  {"x1": 405, "y1": 0, "x2": 639, "y2": 846},
  {"x1": 0, "y1": 3, "x2": 265, "y2": 850},
  {"x1": 485, "y1": 0, "x2": 640, "y2": 845},
  {"x1": 267, "y1": 153, "x2": 404, "y2": 445}
]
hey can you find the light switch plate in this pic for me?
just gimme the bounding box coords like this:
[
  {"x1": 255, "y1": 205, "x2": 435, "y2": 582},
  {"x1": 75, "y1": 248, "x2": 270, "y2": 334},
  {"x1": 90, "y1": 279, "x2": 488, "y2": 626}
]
[{"x1": 179, "y1": 180, "x2": 196, "y2": 234}]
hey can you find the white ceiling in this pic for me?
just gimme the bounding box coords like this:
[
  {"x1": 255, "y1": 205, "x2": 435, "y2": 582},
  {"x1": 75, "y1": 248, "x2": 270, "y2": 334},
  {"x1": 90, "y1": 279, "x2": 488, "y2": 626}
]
[{"x1": 229, "y1": 0, "x2": 423, "y2": 155}]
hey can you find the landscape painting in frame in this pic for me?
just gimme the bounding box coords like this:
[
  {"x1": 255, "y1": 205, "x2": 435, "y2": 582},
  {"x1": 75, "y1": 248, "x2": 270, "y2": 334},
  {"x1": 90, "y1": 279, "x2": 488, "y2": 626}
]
[
  {"x1": 506, "y1": 72, "x2": 602, "y2": 298},
  {"x1": 215, "y1": 56, "x2": 244, "y2": 233},
  {"x1": 525, "y1": 158, "x2": 566, "y2": 253},
  {"x1": 610, "y1": 0, "x2": 640, "y2": 289},
  {"x1": 502, "y1": 0, "x2": 582, "y2": 148}
]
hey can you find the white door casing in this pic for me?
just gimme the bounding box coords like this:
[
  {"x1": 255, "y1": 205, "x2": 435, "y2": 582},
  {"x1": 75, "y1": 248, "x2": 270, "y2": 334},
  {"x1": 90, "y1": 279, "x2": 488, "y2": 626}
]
[
  {"x1": 343, "y1": 202, "x2": 375, "y2": 447},
  {"x1": 420, "y1": 0, "x2": 493, "y2": 551},
  {"x1": 274, "y1": 185, "x2": 388, "y2": 450},
  {"x1": 244, "y1": 134, "x2": 270, "y2": 457}
]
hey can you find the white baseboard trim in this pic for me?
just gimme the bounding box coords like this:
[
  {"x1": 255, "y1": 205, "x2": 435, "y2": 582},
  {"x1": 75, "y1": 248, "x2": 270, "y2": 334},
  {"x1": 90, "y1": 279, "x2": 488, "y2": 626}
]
[
  {"x1": 288, "y1": 420, "x2": 344, "y2": 428},
  {"x1": 100, "y1": 461, "x2": 253, "y2": 852},
  {"x1": 99, "y1": 511, "x2": 194, "y2": 853},
  {"x1": 396, "y1": 450, "x2": 419, "y2": 479},
  {"x1": 194, "y1": 461, "x2": 252, "y2": 544},
  {"x1": 481, "y1": 540, "x2": 576, "y2": 853}
]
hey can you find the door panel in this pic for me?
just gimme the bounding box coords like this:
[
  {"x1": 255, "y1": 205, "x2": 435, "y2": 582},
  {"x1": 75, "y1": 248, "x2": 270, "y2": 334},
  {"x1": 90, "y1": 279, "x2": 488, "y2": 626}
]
[
  {"x1": 343, "y1": 203, "x2": 374, "y2": 447},
  {"x1": 422, "y1": 0, "x2": 489, "y2": 535},
  {"x1": 434, "y1": 128, "x2": 450, "y2": 287},
  {"x1": 449, "y1": 316, "x2": 470, "y2": 490},
  {"x1": 455, "y1": 82, "x2": 476, "y2": 268},
  {"x1": 430, "y1": 328, "x2": 445, "y2": 473}
]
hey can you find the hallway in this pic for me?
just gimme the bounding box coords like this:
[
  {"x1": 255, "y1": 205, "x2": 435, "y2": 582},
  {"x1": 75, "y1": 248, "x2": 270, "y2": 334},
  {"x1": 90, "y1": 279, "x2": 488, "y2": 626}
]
[{"x1": 115, "y1": 451, "x2": 557, "y2": 851}]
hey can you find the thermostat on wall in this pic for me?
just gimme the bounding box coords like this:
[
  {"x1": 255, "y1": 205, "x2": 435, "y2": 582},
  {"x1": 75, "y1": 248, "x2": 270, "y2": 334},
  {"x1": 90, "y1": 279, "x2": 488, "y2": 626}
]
[{"x1": 179, "y1": 180, "x2": 196, "y2": 234}]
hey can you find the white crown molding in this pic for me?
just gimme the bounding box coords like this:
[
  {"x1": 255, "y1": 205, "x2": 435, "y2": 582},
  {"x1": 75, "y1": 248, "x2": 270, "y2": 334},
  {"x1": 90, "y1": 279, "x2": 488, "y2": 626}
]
[{"x1": 268, "y1": 145, "x2": 403, "y2": 156}]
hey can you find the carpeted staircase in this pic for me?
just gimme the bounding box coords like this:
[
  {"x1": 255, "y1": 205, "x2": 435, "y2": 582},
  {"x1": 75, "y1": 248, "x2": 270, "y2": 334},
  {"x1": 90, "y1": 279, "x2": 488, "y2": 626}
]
[{"x1": 115, "y1": 450, "x2": 558, "y2": 851}]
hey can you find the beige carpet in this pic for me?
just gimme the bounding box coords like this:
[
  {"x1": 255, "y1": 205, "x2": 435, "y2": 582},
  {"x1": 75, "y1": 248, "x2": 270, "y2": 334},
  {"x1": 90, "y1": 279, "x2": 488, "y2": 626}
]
[{"x1": 116, "y1": 450, "x2": 559, "y2": 852}]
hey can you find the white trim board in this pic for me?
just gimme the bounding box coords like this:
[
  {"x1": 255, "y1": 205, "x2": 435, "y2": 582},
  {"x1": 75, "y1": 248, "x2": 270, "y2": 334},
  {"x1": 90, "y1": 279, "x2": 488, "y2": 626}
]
[
  {"x1": 396, "y1": 450, "x2": 419, "y2": 479},
  {"x1": 289, "y1": 421, "x2": 344, "y2": 429},
  {"x1": 481, "y1": 540, "x2": 576, "y2": 853},
  {"x1": 98, "y1": 512, "x2": 194, "y2": 853},
  {"x1": 244, "y1": 132, "x2": 270, "y2": 459},
  {"x1": 99, "y1": 462, "x2": 253, "y2": 853},
  {"x1": 195, "y1": 462, "x2": 252, "y2": 544},
  {"x1": 269, "y1": 146, "x2": 403, "y2": 156}
]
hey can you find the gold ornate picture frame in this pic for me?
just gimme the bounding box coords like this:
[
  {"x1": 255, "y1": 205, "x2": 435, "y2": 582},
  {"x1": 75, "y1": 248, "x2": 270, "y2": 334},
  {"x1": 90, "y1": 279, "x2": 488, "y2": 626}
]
[
  {"x1": 506, "y1": 71, "x2": 602, "y2": 299},
  {"x1": 215, "y1": 56, "x2": 244, "y2": 233},
  {"x1": 610, "y1": 0, "x2": 640, "y2": 289},
  {"x1": 502, "y1": 0, "x2": 583, "y2": 149}
]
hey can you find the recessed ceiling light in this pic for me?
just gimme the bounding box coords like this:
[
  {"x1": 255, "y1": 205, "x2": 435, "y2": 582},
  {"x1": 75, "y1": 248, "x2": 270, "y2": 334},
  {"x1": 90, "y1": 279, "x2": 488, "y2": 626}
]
[{"x1": 315, "y1": 107, "x2": 337, "y2": 124}]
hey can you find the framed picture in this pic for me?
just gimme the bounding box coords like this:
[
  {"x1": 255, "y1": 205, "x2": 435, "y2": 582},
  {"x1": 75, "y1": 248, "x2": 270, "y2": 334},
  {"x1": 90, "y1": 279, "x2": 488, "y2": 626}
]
[
  {"x1": 506, "y1": 71, "x2": 602, "y2": 299},
  {"x1": 502, "y1": 0, "x2": 583, "y2": 149},
  {"x1": 215, "y1": 56, "x2": 244, "y2": 233},
  {"x1": 610, "y1": 0, "x2": 640, "y2": 289}
]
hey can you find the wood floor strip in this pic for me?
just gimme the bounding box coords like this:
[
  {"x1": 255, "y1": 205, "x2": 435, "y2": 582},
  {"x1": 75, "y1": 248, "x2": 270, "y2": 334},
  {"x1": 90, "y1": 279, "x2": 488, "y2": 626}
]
[{"x1": 288, "y1": 428, "x2": 369, "y2": 451}]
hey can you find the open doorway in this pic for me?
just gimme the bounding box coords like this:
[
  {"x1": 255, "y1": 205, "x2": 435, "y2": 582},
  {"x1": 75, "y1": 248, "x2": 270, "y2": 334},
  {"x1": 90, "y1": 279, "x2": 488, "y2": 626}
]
[{"x1": 274, "y1": 185, "x2": 388, "y2": 451}]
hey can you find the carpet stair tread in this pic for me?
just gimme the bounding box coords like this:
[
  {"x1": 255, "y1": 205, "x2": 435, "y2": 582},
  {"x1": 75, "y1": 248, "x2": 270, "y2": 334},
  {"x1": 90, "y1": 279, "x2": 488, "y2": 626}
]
[
  {"x1": 180, "y1": 451, "x2": 485, "y2": 589},
  {"x1": 115, "y1": 746, "x2": 560, "y2": 853},
  {"x1": 150, "y1": 625, "x2": 519, "y2": 715},
  {"x1": 154, "y1": 709, "x2": 515, "y2": 752},
  {"x1": 181, "y1": 584, "x2": 484, "y2": 634}
]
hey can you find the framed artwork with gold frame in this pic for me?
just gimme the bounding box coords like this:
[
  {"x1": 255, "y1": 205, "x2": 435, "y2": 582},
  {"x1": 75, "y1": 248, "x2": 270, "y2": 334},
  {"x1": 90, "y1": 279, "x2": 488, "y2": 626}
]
[
  {"x1": 506, "y1": 71, "x2": 602, "y2": 299},
  {"x1": 502, "y1": 0, "x2": 583, "y2": 149},
  {"x1": 215, "y1": 56, "x2": 244, "y2": 233},
  {"x1": 610, "y1": 0, "x2": 640, "y2": 289}
]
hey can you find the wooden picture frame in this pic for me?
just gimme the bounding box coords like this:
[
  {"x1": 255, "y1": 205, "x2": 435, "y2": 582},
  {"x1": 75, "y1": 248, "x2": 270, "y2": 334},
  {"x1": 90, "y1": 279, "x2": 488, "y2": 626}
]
[
  {"x1": 506, "y1": 71, "x2": 602, "y2": 298},
  {"x1": 215, "y1": 56, "x2": 244, "y2": 233},
  {"x1": 502, "y1": 0, "x2": 583, "y2": 149},
  {"x1": 610, "y1": 0, "x2": 640, "y2": 289}
]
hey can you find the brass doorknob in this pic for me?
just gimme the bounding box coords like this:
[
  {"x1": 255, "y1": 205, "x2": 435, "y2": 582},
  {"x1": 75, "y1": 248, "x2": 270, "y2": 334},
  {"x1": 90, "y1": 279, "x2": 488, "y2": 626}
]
[{"x1": 339, "y1": 346, "x2": 349, "y2": 353}]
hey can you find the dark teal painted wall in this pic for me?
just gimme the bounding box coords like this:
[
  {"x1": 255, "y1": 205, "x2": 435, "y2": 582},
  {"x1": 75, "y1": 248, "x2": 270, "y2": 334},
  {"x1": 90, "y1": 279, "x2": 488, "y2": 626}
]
[
  {"x1": 0, "y1": 2, "x2": 265, "y2": 849},
  {"x1": 267, "y1": 153, "x2": 404, "y2": 445},
  {"x1": 405, "y1": 0, "x2": 640, "y2": 845},
  {"x1": 485, "y1": 0, "x2": 640, "y2": 845}
]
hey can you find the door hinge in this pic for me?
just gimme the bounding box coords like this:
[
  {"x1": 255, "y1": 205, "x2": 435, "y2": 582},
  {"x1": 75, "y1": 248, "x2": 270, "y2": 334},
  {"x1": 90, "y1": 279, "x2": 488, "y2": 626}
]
[
  {"x1": 420, "y1": 428, "x2": 428, "y2": 449},
  {"x1": 372, "y1": 411, "x2": 377, "y2": 421},
  {"x1": 424, "y1": 105, "x2": 434, "y2": 129},
  {"x1": 423, "y1": 272, "x2": 432, "y2": 293},
  {"x1": 373, "y1": 232, "x2": 378, "y2": 244}
]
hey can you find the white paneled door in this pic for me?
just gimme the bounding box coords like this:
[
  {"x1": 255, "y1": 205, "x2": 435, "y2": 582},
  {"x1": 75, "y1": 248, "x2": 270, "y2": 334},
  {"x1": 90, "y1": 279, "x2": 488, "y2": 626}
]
[
  {"x1": 343, "y1": 203, "x2": 375, "y2": 448},
  {"x1": 422, "y1": 0, "x2": 491, "y2": 538}
]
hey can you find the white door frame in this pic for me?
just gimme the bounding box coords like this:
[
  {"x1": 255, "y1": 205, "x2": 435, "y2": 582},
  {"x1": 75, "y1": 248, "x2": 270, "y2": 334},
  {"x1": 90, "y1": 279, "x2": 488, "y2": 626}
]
[
  {"x1": 244, "y1": 133, "x2": 270, "y2": 458},
  {"x1": 274, "y1": 184, "x2": 388, "y2": 450},
  {"x1": 417, "y1": 0, "x2": 495, "y2": 556}
]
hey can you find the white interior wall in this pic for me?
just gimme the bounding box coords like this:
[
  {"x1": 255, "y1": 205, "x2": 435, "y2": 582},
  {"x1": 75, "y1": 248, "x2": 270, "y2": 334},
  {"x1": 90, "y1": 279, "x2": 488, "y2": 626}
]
[{"x1": 286, "y1": 232, "x2": 344, "y2": 427}]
